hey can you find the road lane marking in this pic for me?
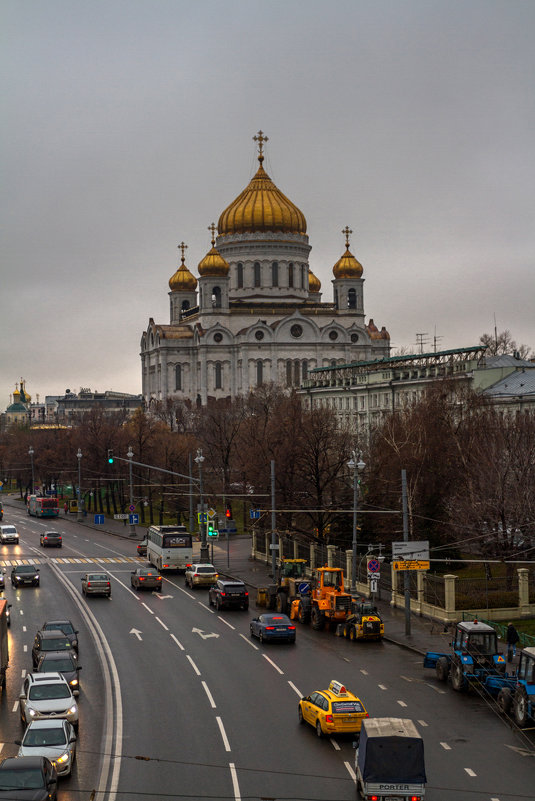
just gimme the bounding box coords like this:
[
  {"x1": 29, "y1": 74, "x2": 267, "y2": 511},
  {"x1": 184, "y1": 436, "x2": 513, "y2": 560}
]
[
  {"x1": 360, "y1": 669, "x2": 368, "y2": 675},
  {"x1": 378, "y1": 683, "x2": 387, "y2": 690},
  {"x1": 239, "y1": 633, "x2": 258, "y2": 649},
  {"x1": 465, "y1": 768, "x2": 477, "y2": 777},
  {"x1": 170, "y1": 634, "x2": 185, "y2": 651},
  {"x1": 401, "y1": 675, "x2": 413, "y2": 682},
  {"x1": 11, "y1": 701, "x2": 18, "y2": 712},
  {"x1": 21, "y1": 670, "x2": 26, "y2": 677},
  {"x1": 425, "y1": 682, "x2": 446, "y2": 694},
  {"x1": 417, "y1": 720, "x2": 428, "y2": 727},
  {"x1": 202, "y1": 681, "x2": 217, "y2": 708},
  {"x1": 262, "y1": 654, "x2": 284, "y2": 675},
  {"x1": 187, "y1": 655, "x2": 201, "y2": 676},
  {"x1": 440, "y1": 742, "x2": 451, "y2": 750},
  {"x1": 344, "y1": 761, "x2": 356, "y2": 781},
  {"x1": 229, "y1": 762, "x2": 241, "y2": 800},
  {"x1": 397, "y1": 700, "x2": 407, "y2": 707},
  {"x1": 130, "y1": 629, "x2": 143, "y2": 641},
  {"x1": 330, "y1": 738, "x2": 341, "y2": 750},
  {"x1": 218, "y1": 616, "x2": 235, "y2": 630},
  {"x1": 155, "y1": 617, "x2": 169, "y2": 631},
  {"x1": 23, "y1": 645, "x2": 27, "y2": 652},
  {"x1": 217, "y1": 717, "x2": 231, "y2": 751},
  {"x1": 288, "y1": 681, "x2": 302, "y2": 697},
  {"x1": 141, "y1": 603, "x2": 154, "y2": 615}
]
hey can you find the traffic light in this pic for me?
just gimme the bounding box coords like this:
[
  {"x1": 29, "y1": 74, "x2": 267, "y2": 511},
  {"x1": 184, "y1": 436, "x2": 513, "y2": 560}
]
[
  {"x1": 107, "y1": 449, "x2": 114, "y2": 464},
  {"x1": 225, "y1": 503, "x2": 232, "y2": 519},
  {"x1": 207, "y1": 521, "x2": 217, "y2": 537}
]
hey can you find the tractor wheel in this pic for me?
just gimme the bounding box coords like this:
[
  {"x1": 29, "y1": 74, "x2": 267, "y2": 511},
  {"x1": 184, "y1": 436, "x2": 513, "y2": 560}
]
[
  {"x1": 513, "y1": 687, "x2": 529, "y2": 727},
  {"x1": 276, "y1": 592, "x2": 288, "y2": 614},
  {"x1": 498, "y1": 687, "x2": 513, "y2": 715},
  {"x1": 311, "y1": 606, "x2": 325, "y2": 631},
  {"x1": 451, "y1": 661, "x2": 465, "y2": 692},
  {"x1": 298, "y1": 601, "x2": 310, "y2": 625},
  {"x1": 349, "y1": 625, "x2": 357, "y2": 642},
  {"x1": 436, "y1": 656, "x2": 450, "y2": 682}
]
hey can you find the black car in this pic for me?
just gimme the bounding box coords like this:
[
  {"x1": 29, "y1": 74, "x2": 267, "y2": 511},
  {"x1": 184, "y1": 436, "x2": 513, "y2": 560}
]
[
  {"x1": 41, "y1": 619, "x2": 79, "y2": 653},
  {"x1": 36, "y1": 650, "x2": 82, "y2": 695},
  {"x1": 11, "y1": 564, "x2": 40, "y2": 587},
  {"x1": 32, "y1": 630, "x2": 73, "y2": 669},
  {"x1": 0, "y1": 568, "x2": 5, "y2": 591},
  {"x1": 40, "y1": 531, "x2": 62, "y2": 547},
  {"x1": 0, "y1": 755, "x2": 58, "y2": 800},
  {"x1": 208, "y1": 579, "x2": 249, "y2": 610}
]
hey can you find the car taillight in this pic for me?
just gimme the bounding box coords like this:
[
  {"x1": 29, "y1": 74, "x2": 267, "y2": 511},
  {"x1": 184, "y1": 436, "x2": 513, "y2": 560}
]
[
  {"x1": 106, "y1": 582, "x2": 110, "y2": 586},
  {"x1": 266, "y1": 626, "x2": 275, "y2": 630},
  {"x1": 368, "y1": 796, "x2": 379, "y2": 801},
  {"x1": 325, "y1": 714, "x2": 333, "y2": 723},
  {"x1": 288, "y1": 626, "x2": 296, "y2": 630},
  {"x1": 244, "y1": 591, "x2": 249, "y2": 596},
  {"x1": 139, "y1": 577, "x2": 145, "y2": 581},
  {"x1": 410, "y1": 797, "x2": 422, "y2": 801},
  {"x1": 221, "y1": 592, "x2": 226, "y2": 596},
  {"x1": 87, "y1": 582, "x2": 91, "y2": 587}
]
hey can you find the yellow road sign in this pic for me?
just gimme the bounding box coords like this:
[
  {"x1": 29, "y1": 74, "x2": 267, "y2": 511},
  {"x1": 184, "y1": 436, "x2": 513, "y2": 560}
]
[{"x1": 393, "y1": 560, "x2": 430, "y2": 571}]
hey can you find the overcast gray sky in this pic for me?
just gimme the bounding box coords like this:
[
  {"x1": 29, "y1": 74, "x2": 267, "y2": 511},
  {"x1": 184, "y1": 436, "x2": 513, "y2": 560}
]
[{"x1": 2, "y1": 0, "x2": 534, "y2": 411}]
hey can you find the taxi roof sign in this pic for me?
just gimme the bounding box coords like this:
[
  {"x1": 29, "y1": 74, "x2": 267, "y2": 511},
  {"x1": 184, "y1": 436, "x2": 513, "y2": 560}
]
[{"x1": 328, "y1": 680, "x2": 348, "y2": 696}]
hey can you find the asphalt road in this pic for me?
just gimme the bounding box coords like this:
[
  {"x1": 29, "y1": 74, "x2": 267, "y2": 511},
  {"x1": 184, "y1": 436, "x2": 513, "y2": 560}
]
[{"x1": 1, "y1": 506, "x2": 534, "y2": 801}]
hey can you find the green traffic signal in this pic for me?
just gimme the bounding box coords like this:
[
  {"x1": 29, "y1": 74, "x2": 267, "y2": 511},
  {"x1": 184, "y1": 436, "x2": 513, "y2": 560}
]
[{"x1": 107, "y1": 449, "x2": 114, "y2": 464}]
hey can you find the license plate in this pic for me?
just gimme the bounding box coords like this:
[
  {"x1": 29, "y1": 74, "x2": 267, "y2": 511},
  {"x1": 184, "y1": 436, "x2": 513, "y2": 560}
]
[{"x1": 276, "y1": 628, "x2": 286, "y2": 632}]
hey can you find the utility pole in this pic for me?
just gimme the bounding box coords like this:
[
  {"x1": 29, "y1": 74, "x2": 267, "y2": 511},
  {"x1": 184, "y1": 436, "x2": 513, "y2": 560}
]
[
  {"x1": 271, "y1": 461, "x2": 277, "y2": 577},
  {"x1": 401, "y1": 469, "x2": 411, "y2": 635}
]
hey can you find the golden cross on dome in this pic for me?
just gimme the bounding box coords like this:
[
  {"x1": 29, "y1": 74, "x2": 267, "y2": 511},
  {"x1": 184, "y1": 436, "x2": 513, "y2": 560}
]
[
  {"x1": 177, "y1": 241, "x2": 188, "y2": 264},
  {"x1": 342, "y1": 226, "x2": 353, "y2": 249},
  {"x1": 253, "y1": 130, "x2": 269, "y2": 162},
  {"x1": 208, "y1": 222, "x2": 217, "y2": 246}
]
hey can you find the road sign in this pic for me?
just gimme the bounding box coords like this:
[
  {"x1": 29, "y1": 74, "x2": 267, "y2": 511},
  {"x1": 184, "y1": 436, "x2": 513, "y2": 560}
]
[
  {"x1": 197, "y1": 512, "x2": 207, "y2": 523},
  {"x1": 94, "y1": 514, "x2": 105, "y2": 525},
  {"x1": 207, "y1": 507, "x2": 216, "y2": 519},
  {"x1": 269, "y1": 543, "x2": 279, "y2": 550},
  {"x1": 298, "y1": 582, "x2": 310, "y2": 594},
  {"x1": 129, "y1": 514, "x2": 139, "y2": 525},
  {"x1": 392, "y1": 540, "x2": 429, "y2": 561},
  {"x1": 370, "y1": 578, "x2": 378, "y2": 593},
  {"x1": 367, "y1": 558, "x2": 380, "y2": 574},
  {"x1": 393, "y1": 560, "x2": 430, "y2": 571},
  {"x1": 249, "y1": 509, "x2": 261, "y2": 520},
  {"x1": 114, "y1": 513, "x2": 129, "y2": 520},
  {"x1": 129, "y1": 504, "x2": 136, "y2": 512}
]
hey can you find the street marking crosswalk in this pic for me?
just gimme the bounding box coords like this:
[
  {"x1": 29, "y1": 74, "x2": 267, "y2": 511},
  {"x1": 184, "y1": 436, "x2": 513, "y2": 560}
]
[{"x1": 1, "y1": 556, "x2": 140, "y2": 567}]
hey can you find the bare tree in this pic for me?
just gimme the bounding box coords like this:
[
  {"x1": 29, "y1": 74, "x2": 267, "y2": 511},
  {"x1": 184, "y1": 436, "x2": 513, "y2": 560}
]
[{"x1": 480, "y1": 329, "x2": 533, "y2": 359}]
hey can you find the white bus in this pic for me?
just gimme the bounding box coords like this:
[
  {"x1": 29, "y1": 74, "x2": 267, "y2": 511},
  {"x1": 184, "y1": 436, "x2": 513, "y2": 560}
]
[{"x1": 146, "y1": 525, "x2": 193, "y2": 572}]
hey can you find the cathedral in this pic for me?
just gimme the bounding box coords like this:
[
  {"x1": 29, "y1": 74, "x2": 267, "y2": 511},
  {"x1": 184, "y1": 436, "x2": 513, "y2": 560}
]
[{"x1": 140, "y1": 132, "x2": 390, "y2": 407}]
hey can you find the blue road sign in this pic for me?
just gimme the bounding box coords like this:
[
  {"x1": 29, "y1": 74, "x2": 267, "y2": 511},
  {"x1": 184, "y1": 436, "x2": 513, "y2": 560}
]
[
  {"x1": 129, "y1": 513, "x2": 139, "y2": 525},
  {"x1": 367, "y1": 559, "x2": 380, "y2": 573},
  {"x1": 298, "y1": 582, "x2": 310, "y2": 594},
  {"x1": 94, "y1": 514, "x2": 105, "y2": 525},
  {"x1": 249, "y1": 509, "x2": 260, "y2": 520}
]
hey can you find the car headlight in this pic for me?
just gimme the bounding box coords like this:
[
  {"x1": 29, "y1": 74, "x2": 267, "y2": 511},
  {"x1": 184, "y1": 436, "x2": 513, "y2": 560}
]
[
  {"x1": 54, "y1": 752, "x2": 70, "y2": 765},
  {"x1": 28, "y1": 707, "x2": 37, "y2": 717},
  {"x1": 70, "y1": 678, "x2": 78, "y2": 686},
  {"x1": 68, "y1": 705, "x2": 77, "y2": 715}
]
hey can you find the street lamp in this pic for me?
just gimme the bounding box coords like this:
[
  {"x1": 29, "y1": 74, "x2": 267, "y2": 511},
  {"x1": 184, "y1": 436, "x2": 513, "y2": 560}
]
[
  {"x1": 76, "y1": 449, "x2": 83, "y2": 522},
  {"x1": 347, "y1": 450, "x2": 366, "y2": 593},
  {"x1": 28, "y1": 446, "x2": 35, "y2": 495},
  {"x1": 195, "y1": 449, "x2": 208, "y2": 561},
  {"x1": 127, "y1": 446, "x2": 136, "y2": 537}
]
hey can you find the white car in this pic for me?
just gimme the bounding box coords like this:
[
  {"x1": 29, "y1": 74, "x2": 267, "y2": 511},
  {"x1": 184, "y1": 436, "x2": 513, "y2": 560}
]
[
  {"x1": 16, "y1": 718, "x2": 77, "y2": 777},
  {"x1": 0, "y1": 524, "x2": 19, "y2": 544},
  {"x1": 185, "y1": 563, "x2": 218, "y2": 588},
  {"x1": 19, "y1": 672, "x2": 79, "y2": 728}
]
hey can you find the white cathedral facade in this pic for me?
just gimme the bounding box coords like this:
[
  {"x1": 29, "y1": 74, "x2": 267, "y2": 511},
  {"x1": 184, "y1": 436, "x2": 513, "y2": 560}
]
[{"x1": 141, "y1": 132, "x2": 390, "y2": 407}]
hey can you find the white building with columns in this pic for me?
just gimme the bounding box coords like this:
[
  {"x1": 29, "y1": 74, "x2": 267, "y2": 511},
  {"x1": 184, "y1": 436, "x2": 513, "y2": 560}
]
[{"x1": 141, "y1": 132, "x2": 390, "y2": 407}]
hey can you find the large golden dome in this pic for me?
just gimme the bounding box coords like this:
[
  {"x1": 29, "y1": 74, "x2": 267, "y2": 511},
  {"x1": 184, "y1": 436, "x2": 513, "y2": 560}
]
[
  {"x1": 169, "y1": 243, "x2": 198, "y2": 291},
  {"x1": 218, "y1": 131, "x2": 307, "y2": 238},
  {"x1": 332, "y1": 226, "x2": 363, "y2": 279},
  {"x1": 308, "y1": 268, "x2": 321, "y2": 292},
  {"x1": 198, "y1": 225, "x2": 230, "y2": 277}
]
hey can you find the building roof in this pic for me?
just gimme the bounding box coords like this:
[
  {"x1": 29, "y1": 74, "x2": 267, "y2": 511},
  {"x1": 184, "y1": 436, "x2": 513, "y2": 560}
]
[{"x1": 483, "y1": 369, "x2": 535, "y2": 397}]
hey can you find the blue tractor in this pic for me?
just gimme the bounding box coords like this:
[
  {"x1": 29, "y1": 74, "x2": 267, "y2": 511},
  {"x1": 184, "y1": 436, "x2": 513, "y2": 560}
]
[{"x1": 424, "y1": 620, "x2": 506, "y2": 691}]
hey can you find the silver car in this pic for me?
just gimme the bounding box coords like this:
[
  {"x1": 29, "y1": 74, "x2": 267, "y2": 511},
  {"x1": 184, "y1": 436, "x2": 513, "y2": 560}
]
[
  {"x1": 0, "y1": 524, "x2": 19, "y2": 544},
  {"x1": 81, "y1": 572, "x2": 111, "y2": 597},
  {"x1": 19, "y1": 672, "x2": 79, "y2": 728},
  {"x1": 16, "y1": 718, "x2": 77, "y2": 777},
  {"x1": 185, "y1": 563, "x2": 218, "y2": 589}
]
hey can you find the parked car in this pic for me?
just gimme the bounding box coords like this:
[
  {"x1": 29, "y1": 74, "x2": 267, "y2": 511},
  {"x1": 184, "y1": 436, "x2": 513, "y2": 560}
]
[
  {"x1": 32, "y1": 630, "x2": 74, "y2": 669},
  {"x1": 11, "y1": 564, "x2": 40, "y2": 587},
  {"x1": 16, "y1": 718, "x2": 76, "y2": 777},
  {"x1": 81, "y1": 572, "x2": 111, "y2": 597},
  {"x1": 250, "y1": 613, "x2": 296, "y2": 644},
  {"x1": 185, "y1": 563, "x2": 218, "y2": 589},
  {"x1": 40, "y1": 531, "x2": 62, "y2": 548},
  {"x1": 41, "y1": 620, "x2": 78, "y2": 653},
  {"x1": 0, "y1": 524, "x2": 19, "y2": 544},
  {"x1": 19, "y1": 672, "x2": 79, "y2": 728},
  {"x1": 130, "y1": 567, "x2": 162, "y2": 591},
  {"x1": 0, "y1": 755, "x2": 58, "y2": 799},
  {"x1": 36, "y1": 651, "x2": 81, "y2": 695},
  {"x1": 208, "y1": 579, "x2": 249, "y2": 610}
]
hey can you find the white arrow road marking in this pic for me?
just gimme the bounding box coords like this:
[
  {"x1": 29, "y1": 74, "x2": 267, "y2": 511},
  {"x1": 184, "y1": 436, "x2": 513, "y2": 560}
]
[
  {"x1": 192, "y1": 627, "x2": 220, "y2": 639},
  {"x1": 155, "y1": 593, "x2": 173, "y2": 599},
  {"x1": 130, "y1": 628, "x2": 143, "y2": 640}
]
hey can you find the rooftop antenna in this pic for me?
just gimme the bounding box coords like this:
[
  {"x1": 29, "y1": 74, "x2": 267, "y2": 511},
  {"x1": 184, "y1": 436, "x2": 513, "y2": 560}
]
[
  {"x1": 415, "y1": 333, "x2": 429, "y2": 354},
  {"x1": 494, "y1": 313, "x2": 498, "y2": 351},
  {"x1": 433, "y1": 326, "x2": 443, "y2": 353}
]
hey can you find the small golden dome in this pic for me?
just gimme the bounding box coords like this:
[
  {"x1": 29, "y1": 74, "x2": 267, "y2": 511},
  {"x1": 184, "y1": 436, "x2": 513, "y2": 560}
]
[
  {"x1": 218, "y1": 130, "x2": 307, "y2": 238},
  {"x1": 198, "y1": 224, "x2": 230, "y2": 277},
  {"x1": 169, "y1": 242, "x2": 198, "y2": 291},
  {"x1": 332, "y1": 226, "x2": 363, "y2": 279},
  {"x1": 308, "y1": 268, "x2": 321, "y2": 292}
]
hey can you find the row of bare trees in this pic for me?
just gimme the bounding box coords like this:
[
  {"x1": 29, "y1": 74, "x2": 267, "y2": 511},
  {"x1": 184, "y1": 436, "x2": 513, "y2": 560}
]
[{"x1": 1, "y1": 382, "x2": 533, "y2": 567}]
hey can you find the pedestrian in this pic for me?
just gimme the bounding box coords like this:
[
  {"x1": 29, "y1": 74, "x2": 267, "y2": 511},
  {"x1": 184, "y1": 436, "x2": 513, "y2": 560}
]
[
  {"x1": 64, "y1": 502, "x2": 68, "y2": 515},
  {"x1": 506, "y1": 622, "x2": 520, "y2": 662}
]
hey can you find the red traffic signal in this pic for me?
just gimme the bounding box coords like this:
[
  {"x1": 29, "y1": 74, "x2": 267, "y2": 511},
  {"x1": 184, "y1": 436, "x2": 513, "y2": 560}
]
[{"x1": 225, "y1": 505, "x2": 232, "y2": 519}]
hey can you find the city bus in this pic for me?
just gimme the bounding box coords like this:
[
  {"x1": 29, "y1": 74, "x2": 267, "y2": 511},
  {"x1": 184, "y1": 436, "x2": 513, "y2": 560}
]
[
  {"x1": 146, "y1": 525, "x2": 193, "y2": 572},
  {"x1": 27, "y1": 495, "x2": 59, "y2": 518}
]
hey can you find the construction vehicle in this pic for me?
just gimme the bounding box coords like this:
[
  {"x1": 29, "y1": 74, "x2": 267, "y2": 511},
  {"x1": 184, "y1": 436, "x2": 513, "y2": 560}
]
[
  {"x1": 490, "y1": 646, "x2": 535, "y2": 727},
  {"x1": 355, "y1": 718, "x2": 426, "y2": 800},
  {"x1": 423, "y1": 619, "x2": 506, "y2": 691},
  {"x1": 343, "y1": 598, "x2": 384, "y2": 641},
  {"x1": 289, "y1": 565, "x2": 352, "y2": 630},
  {"x1": 1, "y1": 598, "x2": 9, "y2": 690},
  {"x1": 267, "y1": 558, "x2": 308, "y2": 613}
]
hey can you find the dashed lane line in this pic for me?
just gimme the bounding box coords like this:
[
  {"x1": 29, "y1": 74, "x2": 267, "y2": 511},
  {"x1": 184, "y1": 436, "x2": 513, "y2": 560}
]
[
  {"x1": 465, "y1": 768, "x2": 477, "y2": 777},
  {"x1": 262, "y1": 654, "x2": 284, "y2": 675},
  {"x1": 170, "y1": 634, "x2": 185, "y2": 651},
  {"x1": 239, "y1": 632, "x2": 258, "y2": 649},
  {"x1": 344, "y1": 761, "x2": 356, "y2": 782},
  {"x1": 229, "y1": 762, "x2": 242, "y2": 801},
  {"x1": 186, "y1": 655, "x2": 201, "y2": 676},
  {"x1": 216, "y1": 717, "x2": 231, "y2": 752},
  {"x1": 440, "y1": 742, "x2": 452, "y2": 750},
  {"x1": 288, "y1": 681, "x2": 302, "y2": 697},
  {"x1": 202, "y1": 681, "x2": 217, "y2": 708}
]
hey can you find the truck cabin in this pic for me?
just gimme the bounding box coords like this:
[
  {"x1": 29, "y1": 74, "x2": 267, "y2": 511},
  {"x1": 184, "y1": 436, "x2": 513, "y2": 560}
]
[
  {"x1": 454, "y1": 621, "x2": 498, "y2": 657},
  {"x1": 281, "y1": 560, "x2": 306, "y2": 579},
  {"x1": 352, "y1": 599, "x2": 377, "y2": 615},
  {"x1": 320, "y1": 569, "x2": 343, "y2": 590},
  {"x1": 517, "y1": 647, "x2": 535, "y2": 684}
]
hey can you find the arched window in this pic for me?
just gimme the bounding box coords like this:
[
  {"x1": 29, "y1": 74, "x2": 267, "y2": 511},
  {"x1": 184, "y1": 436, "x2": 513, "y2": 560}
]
[
  {"x1": 215, "y1": 362, "x2": 222, "y2": 389},
  {"x1": 272, "y1": 261, "x2": 279, "y2": 286},
  {"x1": 237, "y1": 262, "x2": 244, "y2": 288},
  {"x1": 302, "y1": 360, "x2": 308, "y2": 380},
  {"x1": 175, "y1": 365, "x2": 182, "y2": 391},
  {"x1": 348, "y1": 288, "x2": 357, "y2": 309},
  {"x1": 286, "y1": 360, "x2": 292, "y2": 387},
  {"x1": 288, "y1": 263, "x2": 294, "y2": 288},
  {"x1": 256, "y1": 360, "x2": 263, "y2": 385},
  {"x1": 293, "y1": 360, "x2": 300, "y2": 385},
  {"x1": 212, "y1": 286, "x2": 221, "y2": 308},
  {"x1": 254, "y1": 262, "x2": 261, "y2": 287}
]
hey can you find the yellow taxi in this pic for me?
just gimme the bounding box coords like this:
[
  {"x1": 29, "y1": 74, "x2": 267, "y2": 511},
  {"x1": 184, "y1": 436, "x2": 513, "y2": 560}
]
[{"x1": 298, "y1": 680, "x2": 369, "y2": 737}]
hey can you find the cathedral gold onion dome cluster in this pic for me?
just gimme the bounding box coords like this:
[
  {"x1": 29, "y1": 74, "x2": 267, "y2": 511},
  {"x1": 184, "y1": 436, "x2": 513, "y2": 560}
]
[
  {"x1": 198, "y1": 223, "x2": 230, "y2": 277},
  {"x1": 169, "y1": 248, "x2": 198, "y2": 291},
  {"x1": 217, "y1": 131, "x2": 307, "y2": 237}
]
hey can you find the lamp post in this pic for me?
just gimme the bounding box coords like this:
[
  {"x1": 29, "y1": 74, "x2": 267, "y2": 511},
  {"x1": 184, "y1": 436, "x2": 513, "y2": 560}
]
[
  {"x1": 347, "y1": 450, "x2": 366, "y2": 594},
  {"x1": 195, "y1": 449, "x2": 208, "y2": 561},
  {"x1": 76, "y1": 449, "x2": 83, "y2": 522},
  {"x1": 127, "y1": 446, "x2": 136, "y2": 537},
  {"x1": 28, "y1": 446, "x2": 35, "y2": 495}
]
